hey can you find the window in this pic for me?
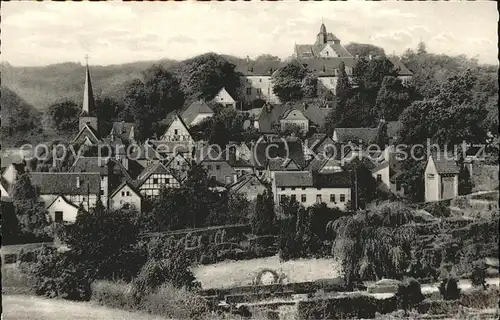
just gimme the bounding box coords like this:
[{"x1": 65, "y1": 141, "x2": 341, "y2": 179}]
[
  {"x1": 216, "y1": 165, "x2": 221, "y2": 170},
  {"x1": 257, "y1": 88, "x2": 262, "y2": 95},
  {"x1": 281, "y1": 187, "x2": 285, "y2": 191},
  {"x1": 291, "y1": 194, "x2": 296, "y2": 202},
  {"x1": 259, "y1": 79, "x2": 262, "y2": 83},
  {"x1": 291, "y1": 187, "x2": 295, "y2": 191},
  {"x1": 330, "y1": 194, "x2": 336, "y2": 202},
  {"x1": 4, "y1": 254, "x2": 17, "y2": 264},
  {"x1": 316, "y1": 195, "x2": 322, "y2": 203},
  {"x1": 166, "y1": 178, "x2": 170, "y2": 184},
  {"x1": 302, "y1": 187, "x2": 306, "y2": 190},
  {"x1": 207, "y1": 165, "x2": 212, "y2": 170},
  {"x1": 126, "y1": 191, "x2": 131, "y2": 196},
  {"x1": 246, "y1": 88, "x2": 252, "y2": 95},
  {"x1": 301, "y1": 194, "x2": 306, "y2": 202},
  {"x1": 211, "y1": 175, "x2": 216, "y2": 180},
  {"x1": 317, "y1": 187, "x2": 322, "y2": 190},
  {"x1": 100, "y1": 189, "x2": 104, "y2": 195},
  {"x1": 177, "y1": 161, "x2": 181, "y2": 166},
  {"x1": 153, "y1": 178, "x2": 158, "y2": 184},
  {"x1": 340, "y1": 194, "x2": 346, "y2": 202},
  {"x1": 121, "y1": 191, "x2": 125, "y2": 196},
  {"x1": 174, "y1": 129, "x2": 178, "y2": 135},
  {"x1": 377, "y1": 174, "x2": 382, "y2": 182},
  {"x1": 280, "y1": 195, "x2": 286, "y2": 203},
  {"x1": 55, "y1": 211, "x2": 63, "y2": 223}
]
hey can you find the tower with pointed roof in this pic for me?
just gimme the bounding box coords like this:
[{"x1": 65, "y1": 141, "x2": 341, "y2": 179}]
[
  {"x1": 79, "y1": 57, "x2": 98, "y2": 132},
  {"x1": 317, "y1": 23, "x2": 327, "y2": 45}
]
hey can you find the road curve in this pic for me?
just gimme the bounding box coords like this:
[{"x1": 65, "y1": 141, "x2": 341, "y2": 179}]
[{"x1": 2, "y1": 295, "x2": 168, "y2": 320}]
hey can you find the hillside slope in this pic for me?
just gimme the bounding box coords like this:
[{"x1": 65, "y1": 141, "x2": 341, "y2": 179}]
[{"x1": 1, "y1": 59, "x2": 177, "y2": 110}]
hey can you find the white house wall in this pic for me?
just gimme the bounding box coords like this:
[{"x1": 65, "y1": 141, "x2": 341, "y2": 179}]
[{"x1": 110, "y1": 185, "x2": 142, "y2": 212}]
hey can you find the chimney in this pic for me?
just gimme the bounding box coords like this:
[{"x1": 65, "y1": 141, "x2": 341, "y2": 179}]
[
  {"x1": 246, "y1": 55, "x2": 251, "y2": 63},
  {"x1": 369, "y1": 55, "x2": 372, "y2": 60},
  {"x1": 76, "y1": 176, "x2": 81, "y2": 188}
]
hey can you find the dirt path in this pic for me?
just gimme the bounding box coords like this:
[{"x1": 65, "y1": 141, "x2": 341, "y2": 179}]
[{"x1": 2, "y1": 295, "x2": 168, "y2": 320}]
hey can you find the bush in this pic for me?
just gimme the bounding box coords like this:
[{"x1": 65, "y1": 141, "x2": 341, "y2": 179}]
[
  {"x1": 139, "y1": 283, "x2": 209, "y2": 320},
  {"x1": 439, "y1": 276, "x2": 461, "y2": 300},
  {"x1": 416, "y1": 299, "x2": 459, "y2": 315},
  {"x1": 395, "y1": 277, "x2": 424, "y2": 313},
  {"x1": 470, "y1": 261, "x2": 488, "y2": 289},
  {"x1": 91, "y1": 280, "x2": 134, "y2": 310},
  {"x1": 460, "y1": 287, "x2": 499, "y2": 309}
]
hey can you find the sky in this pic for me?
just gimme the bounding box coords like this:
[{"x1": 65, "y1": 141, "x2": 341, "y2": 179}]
[{"x1": 1, "y1": 0, "x2": 498, "y2": 66}]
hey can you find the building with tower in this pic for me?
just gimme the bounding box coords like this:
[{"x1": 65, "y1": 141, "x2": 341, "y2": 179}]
[
  {"x1": 79, "y1": 57, "x2": 98, "y2": 133},
  {"x1": 294, "y1": 23, "x2": 353, "y2": 59}
]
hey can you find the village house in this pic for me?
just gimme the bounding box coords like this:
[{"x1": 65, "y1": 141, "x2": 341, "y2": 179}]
[
  {"x1": 109, "y1": 181, "x2": 142, "y2": 212},
  {"x1": 370, "y1": 146, "x2": 407, "y2": 198},
  {"x1": 198, "y1": 146, "x2": 238, "y2": 185},
  {"x1": 182, "y1": 100, "x2": 215, "y2": 127},
  {"x1": 272, "y1": 171, "x2": 352, "y2": 210},
  {"x1": 45, "y1": 195, "x2": 80, "y2": 223},
  {"x1": 424, "y1": 153, "x2": 460, "y2": 202},
  {"x1": 212, "y1": 87, "x2": 237, "y2": 109},
  {"x1": 227, "y1": 174, "x2": 267, "y2": 200},
  {"x1": 134, "y1": 162, "x2": 181, "y2": 198},
  {"x1": 29, "y1": 172, "x2": 102, "y2": 213},
  {"x1": 332, "y1": 127, "x2": 380, "y2": 145},
  {"x1": 236, "y1": 59, "x2": 284, "y2": 105}
]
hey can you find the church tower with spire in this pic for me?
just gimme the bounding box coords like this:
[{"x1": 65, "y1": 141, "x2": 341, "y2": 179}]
[
  {"x1": 79, "y1": 57, "x2": 98, "y2": 132},
  {"x1": 316, "y1": 23, "x2": 327, "y2": 45}
]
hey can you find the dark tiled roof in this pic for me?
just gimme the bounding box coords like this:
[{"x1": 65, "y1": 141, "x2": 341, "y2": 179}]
[
  {"x1": 313, "y1": 171, "x2": 352, "y2": 188},
  {"x1": 274, "y1": 171, "x2": 351, "y2": 188},
  {"x1": 109, "y1": 121, "x2": 135, "y2": 143},
  {"x1": 295, "y1": 43, "x2": 352, "y2": 59},
  {"x1": 388, "y1": 57, "x2": 413, "y2": 76},
  {"x1": 298, "y1": 57, "x2": 356, "y2": 76},
  {"x1": 129, "y1": 143, "x2": 163, "y2": 160},
  {"x1": 70, "y1": 157, "x2": 108, "y2": 175},
  {"x1": 228, "y1": 174, "x2": 265, "y2": 193},
  {"x1": 30, "y1": 172, "x2": 101, "y2": 195},
  {"x1": 182, "y1": 100, "x2": 214, "y2": 125},
  {"x1": 303, "y1": 103, "x2": 332, "y2": 127},
  {"x1": 275, "y1": 171, "x2": 313, "y2": 187},
  {"x1": 234, "y1": 60, "x2": 286, "y2": 76},
  {"x1": 109, "y1": 181, "x2": 141, "y2": 199},
  {"x1": 135, "y1": 162, "x2": 172, "y2": 186},
  {"x1": 257, "y1": 103, "x2": 332, "y2": 133},
  {"x1": 334, "y1": 128, "x2": 379, "y2": 144},
  {"x1": 431, "y1": 153, "x2": 460, "y2": 175},
  {"x1": 45, "y1": 195, "x2": 79, "y2": 210},
  {"x1": 253, "y1": 139, "x2": 305, "y2": 169}
]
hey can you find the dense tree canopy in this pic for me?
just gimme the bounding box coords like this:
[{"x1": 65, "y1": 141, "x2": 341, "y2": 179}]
[
  {"x1": 271, "y1": 61, "x2": 317, "y2": 102},
  {"x1": 124, "y1": 65, "x2": 184, "y2": 141},
  {"x1": 345, "y1": 43, "x2": 386, "y2": 58},
  {"x1": 173, "y1": 53, "x2": 241, "y2": 102},
  {"x1": 47, "y1": 100, "x2": 80, "y2": 133}
]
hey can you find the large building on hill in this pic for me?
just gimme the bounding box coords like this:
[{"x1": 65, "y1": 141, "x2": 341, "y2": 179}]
[{"x1": 294, "y1": 23, "x2": 353, "y2": 59}]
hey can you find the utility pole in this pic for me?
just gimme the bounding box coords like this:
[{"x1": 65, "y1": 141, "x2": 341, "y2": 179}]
[{"x1": 354, "y1": 168, "x2": 358, "y2": 210}]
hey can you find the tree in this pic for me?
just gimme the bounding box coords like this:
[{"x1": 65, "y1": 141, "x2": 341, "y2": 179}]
[
  {"x1": 416, "y1": 41, "x2": 427, "y2": 55},
  {"x1": 398, "y1": 69, "x2": 488, "y2": 146},
  {"x1": 254, "y1": 54, "x2": 281, "y2": 63},
  {"x1": 396, "y1": 277, "x2": 424, "y2": 314},
  {"x1": 11, "y1": 173, "x2": 49, "y2": 236},
  {"x1": 470, "y1": 261, "x2": 487, "y2": 289},
  {"x1": 271, "y1": 61, "x2": 313, "y2": 102},
  {"x1": 335, "y1": 61, "x2": 352, "y2": 101},
  {"x1": 124, "y1": 65, "x2": 184, "y2": 141},
  {"x1": 374, "y1": 76, "x2": 413, "y2": 121},
  {"x1": 63, "y1": 206, "x2": 144, "y2": 281},
  {"x1": 332, "y1": 203, "x2": 416, "y2": 287},
  {"x1": 251, "y1": 189, "x2": 275, "y2": 235},
  {"x1": 173, "y1": 53, "x2": 241, "y2": 101},
  {"x1": 1, "y1": 200, "x2": 20, "y2": 244},
  {"x1": 458, "y1": 164, "x2": 473, "y2": 195},
  {"x1": 95, "y1": 97, "x2": 122, "y2": 137},
  {"x1": 47, "y1": 100, "x2": 80, "y2": 133},
  {"x1": 345, "y1": 43, "x2": 385, "y2": 58}
]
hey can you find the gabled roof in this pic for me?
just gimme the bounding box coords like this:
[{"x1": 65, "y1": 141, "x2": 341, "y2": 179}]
[
  {"x1": 72, "y1": 123, "x2": 102, "y2": 144},
  {"x1": 135, "y1": 162, "x2": 175, "y2": 187},
  {"x1": 253, "y1": 138, "x2": 305, "y2": 169},
  {"x1": 108, "y1": 158, "x2": 133, "y2": 183},
  {"x1": 30, "y1": 172, "x2": 101, "y2": 195},
  {"x1": 109, "y1": 121, "x2": 135, "y2": 143},
  {"x1": 149, "y1": 140, "x2": 192, "y2": 155},
  {"x1": 431, "y1": 153, "x2": 460, "y2": 175},
  {"x1": 213, "y1": 87, "x2": 236, "y2": 103},
  {"x1": 45, "y1": 194, "x2": 79, "y2": 210},
  {"x1": 295, "y1": 44, "x2": 352, "y2": 60},
  {"x1": 313, "y1": 171, "x2": 352, "y2": 188},
  {"x1": 267, "y1": 157, "x2": 300, "y2": 171},
  {"x1": 182, "y1": 100, "x2": 214, "y2": 125},
  {"x1": 70, "y1": 156, "x2": 108, "y2": 175},
  {"x1": 275, "y1": 171, "x2": 313, "y2": 187},
  {"x1": 228, "y1": 174, "x2": 265, "y2": 193},
  {"x1": 109, "y1": 181, "x2": 142, "y2": 199},
  {"x1": 334, "y1": 128, "x2": 379, "y2": 144},
  {"x1": 297, "y1": 57, "x2": 356, "y2": 76},
  {"x1": 306, "y1": 156, "x2": 342, "y2": 172},
  {"x1": 388, "y1": 57, "x2": 413, "y2": 76},
  {"x1": 161, "y1": 114, "x2": 192, "y2": 138}
]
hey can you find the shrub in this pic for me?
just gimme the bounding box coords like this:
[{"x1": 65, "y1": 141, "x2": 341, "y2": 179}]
[
  {"x1": 416, "y1": 299, "x2": 459, "y2": 315},
  {"x1": 439, "y1": 276, "x2": 461, "y2": 300},
  {"x1": 470, "y1": 261, "x2": 488, "y2": 289},
  {"x1": 91, "y1": 280, "x2": 134, "y2": 310},
  {"x1": 139, "y1": 283, "x2": 209, "y2": 320},
  {"x1": 395, "y1": 277, "x2": 425, "y2": 313},
  {"x1": 297, "y1": 294, "x2": 384, "y2": 319},
  {"x1": 460, "y1": 287, "x2": 500, "y2": 309}
]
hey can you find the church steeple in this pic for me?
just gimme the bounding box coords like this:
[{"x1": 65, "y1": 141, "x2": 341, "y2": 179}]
[
  {"x1": 79, "y1": 55, "x2": 98, "y2": 132},
  {"x1": 320, "y1": 23, "x2": 327, "y2": 34},
  {"x1": 82, "y1": 55, "x2": 96, "y2": 116}
]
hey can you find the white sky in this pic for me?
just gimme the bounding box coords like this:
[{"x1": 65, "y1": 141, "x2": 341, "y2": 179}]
[{"x1": 1, "y1": 0, "x2": 498, "y2": 66}]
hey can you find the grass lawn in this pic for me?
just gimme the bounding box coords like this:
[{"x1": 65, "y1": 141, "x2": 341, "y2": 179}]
[
  {"x1": 2, "y1": 295, "x2": 170, "y2": 320},
  {"x1": 192, "y1": 255, "x2": 342, "y2": 289}
]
